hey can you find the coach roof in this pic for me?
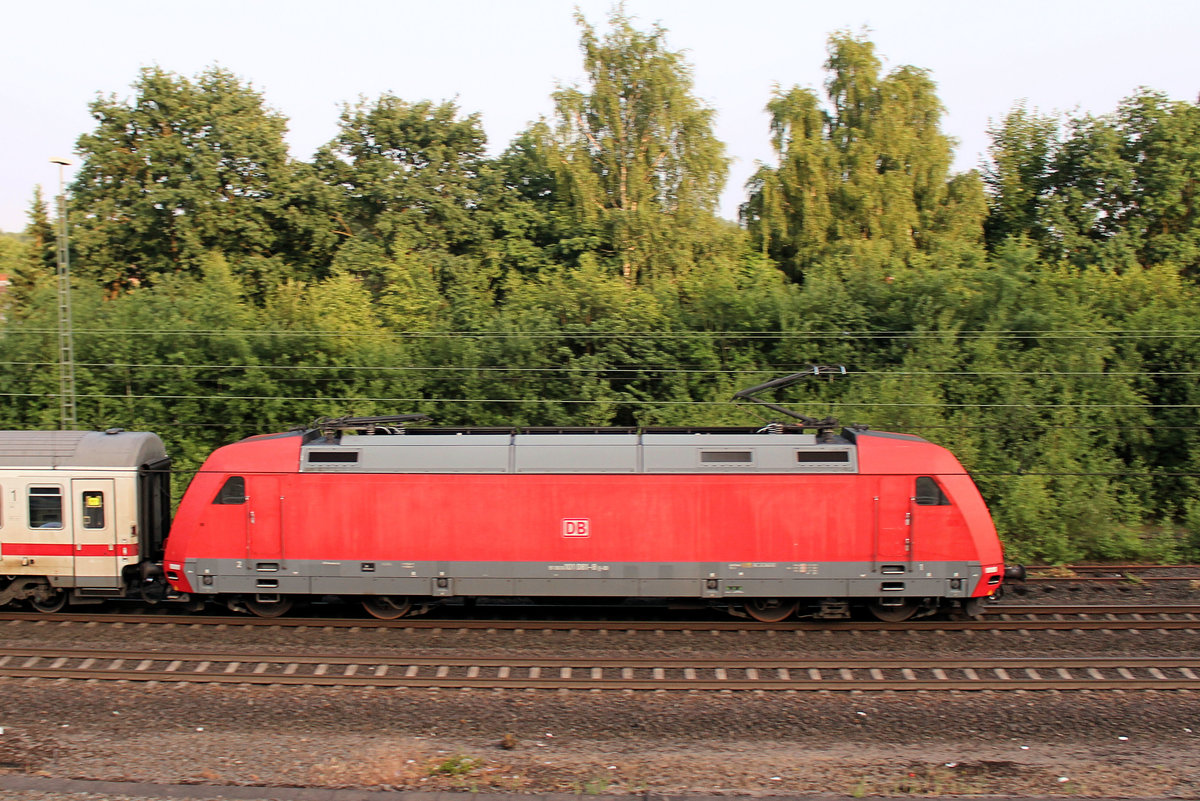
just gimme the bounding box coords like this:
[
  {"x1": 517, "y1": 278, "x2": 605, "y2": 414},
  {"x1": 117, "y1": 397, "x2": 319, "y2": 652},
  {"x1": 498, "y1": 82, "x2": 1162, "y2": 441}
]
[{"x1": 0, "y1": 430, "x2": 167, "y2": 468}]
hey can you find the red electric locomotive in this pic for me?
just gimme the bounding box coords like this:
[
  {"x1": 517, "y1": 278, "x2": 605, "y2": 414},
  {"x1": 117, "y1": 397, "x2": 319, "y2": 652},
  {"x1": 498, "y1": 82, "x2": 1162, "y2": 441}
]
[{"x1": 162, "y1": 375, "x2": 1013, "y2": 622}]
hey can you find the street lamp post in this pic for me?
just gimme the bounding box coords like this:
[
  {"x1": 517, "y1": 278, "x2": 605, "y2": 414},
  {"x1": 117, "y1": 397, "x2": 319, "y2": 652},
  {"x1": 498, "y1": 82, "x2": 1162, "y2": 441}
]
[{"x1": 50, "y1": 157, "x2": 76, "y2": 430}]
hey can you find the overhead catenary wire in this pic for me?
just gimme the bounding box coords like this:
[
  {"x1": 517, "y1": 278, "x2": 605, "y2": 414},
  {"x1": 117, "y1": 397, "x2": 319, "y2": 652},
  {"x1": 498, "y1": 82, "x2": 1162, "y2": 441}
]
[
  {"x1": 3, "y1": 328, "x2": 1196, "y2": 485},
  {"x1": 0, "y1": 361, "x2": 1198, "y2": 379},
  {"x1": 83, "y1": 420, "x2": 1200, "y2": 434},
  {"x1": 6, "y1": 327, "x2": 1200, "y2": 340},
  {"x1": 0, "y1": 391, "x2": 1197, "y2": 409}
]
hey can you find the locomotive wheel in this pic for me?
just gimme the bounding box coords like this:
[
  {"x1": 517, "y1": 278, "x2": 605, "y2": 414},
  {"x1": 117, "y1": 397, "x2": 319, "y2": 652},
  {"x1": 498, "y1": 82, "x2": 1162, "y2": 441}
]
[
  {"x1": 744, "y1": 598, "x2": 799, "y2": 623},
  {"x1": 29, "y1": 591, "x2": 67, "y2": 613},
  {"x1": 948, "y1": 597, "x2": 986, "y2": 620},
  {"x1": 244, "y1": 596, "x2": 294, "y2": 618},
  {"x1": 867, "y1": 599, "x2": 917, "y2": 622},
  {"x1": 362, "y1": 595, "x2": 412, "y2": 620}
]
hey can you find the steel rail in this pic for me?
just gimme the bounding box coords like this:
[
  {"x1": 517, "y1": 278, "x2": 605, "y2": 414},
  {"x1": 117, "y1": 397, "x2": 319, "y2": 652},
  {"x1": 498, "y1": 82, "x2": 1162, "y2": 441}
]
[
  {"x1": 7, "y1": 647, "x2": 1200, "y2": 668},
  {"x1": 988, "y1": 604, "x2": 1200, "y2": 615},
  {"x1": 1, "y1": 607, "x2": 1199, "y2": 632},
  {"x1": 1023, "y1": 575, "x2": 1200, "y2": 582},
  {"x1": 1025, "y1": 564, "x2": 1200, "y2": 571},
  {"x1": 2, "y1": 647, "x2": 1199, "y2": 691}
]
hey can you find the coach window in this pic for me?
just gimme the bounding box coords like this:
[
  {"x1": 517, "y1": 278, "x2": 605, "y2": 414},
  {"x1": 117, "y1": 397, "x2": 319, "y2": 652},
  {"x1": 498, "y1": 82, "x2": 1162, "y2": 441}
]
[
  {"x1": 82, "y1": 491, "x2": 106, "y2": 529},
  {"x1": 29, "y1": 486, "x2": 64, "y2": 529},
  {"x1": 914, "y1": 476, "x2": 950, "y2": 506},
  {"x1": 213, "y1": 476, "x2": 246, "y2": 505}
]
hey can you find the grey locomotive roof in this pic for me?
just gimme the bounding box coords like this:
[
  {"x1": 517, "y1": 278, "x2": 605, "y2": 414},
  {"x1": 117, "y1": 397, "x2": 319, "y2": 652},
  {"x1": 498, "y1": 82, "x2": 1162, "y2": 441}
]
[
  {"x1": 0, "y1": 430, "x2": 168, "y2": 469},
  {"x1": 300, "y1": 429, "x2": 858, "y2": 475}
]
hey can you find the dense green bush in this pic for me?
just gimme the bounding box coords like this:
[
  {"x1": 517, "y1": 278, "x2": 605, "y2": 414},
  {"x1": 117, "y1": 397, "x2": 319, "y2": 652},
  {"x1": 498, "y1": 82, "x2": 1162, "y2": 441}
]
[{"x1": 3, "y1": 15, "x2": 1198, "y2": 562}]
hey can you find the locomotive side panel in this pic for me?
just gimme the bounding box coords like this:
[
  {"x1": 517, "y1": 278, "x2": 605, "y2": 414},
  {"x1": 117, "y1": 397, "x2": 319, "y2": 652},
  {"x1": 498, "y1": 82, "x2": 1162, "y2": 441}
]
[
  {"x1": 173, "y1": 470, "x2": 993, "y2": 602},
  {"x1": 165, "y1": 427, "x2": 1006, "y2": 610},
  {"x1": 274, "y1": 474, "x2": 870, "y2": 563},
  {"x1": 174, "y1": 471, "x2": 876, "y2": 599}
]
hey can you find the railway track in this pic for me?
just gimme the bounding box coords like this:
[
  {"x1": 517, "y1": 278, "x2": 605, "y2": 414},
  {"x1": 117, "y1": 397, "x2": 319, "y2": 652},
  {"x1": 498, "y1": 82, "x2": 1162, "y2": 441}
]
[
  {"x1": 2, "y1": 605, "x2": 1199, "y2": 632},
  {"x1": 2, "y1": 646, "x2": 1198, "y2": 691},
  {"x1": 1025, "y1": 564, "x2": 1200, "y2": 581}
]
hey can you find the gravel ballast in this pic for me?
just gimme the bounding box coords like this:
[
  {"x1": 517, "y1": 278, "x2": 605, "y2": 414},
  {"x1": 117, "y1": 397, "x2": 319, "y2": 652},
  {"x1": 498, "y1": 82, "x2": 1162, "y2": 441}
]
[
  {"x1": 3, "y1": 683, "x2": 1200, "y2": 797},
  {"x1": 2, "y1": 579, "x2": 1199, "y2": 798}
]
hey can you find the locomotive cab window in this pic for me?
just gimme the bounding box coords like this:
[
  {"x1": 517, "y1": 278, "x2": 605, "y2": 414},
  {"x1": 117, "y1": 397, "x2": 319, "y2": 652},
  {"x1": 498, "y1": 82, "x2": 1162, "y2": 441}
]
[
  {"x1": 28, "y1": 486, "x2": 63, "y2": 529},
  {"x1": 213, "y1": 476, "x2": 246, "y2": 505},
  {"x1": 81, "y1": 491, "x2": 105, "y2": 529},
  {"x1": 914, "y1": 476, "x2": 950, "y2": 506}
]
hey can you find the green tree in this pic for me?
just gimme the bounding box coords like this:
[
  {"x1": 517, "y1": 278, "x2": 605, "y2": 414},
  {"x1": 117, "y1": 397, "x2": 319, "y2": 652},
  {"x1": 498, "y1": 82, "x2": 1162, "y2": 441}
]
[
  {"x1": 545, "y1": 9, "x2": 730, "y2": 284},
  {"x1": 25, "y1": 187, "x2": 57, "y2": 274},
  {"x1": 984, "y1": 90, "x2": 1200, "y2": 275},
  {"x1": 743, "y1": 32, "x2": 986, "y2": 280},
  {"x1": 315, "y1": 96, "x2": 488, "y2": 255},
  {"x1": 70, "y1": 66, "x2": 333, "y2": 291},
  {"x1": 0, "y1": 233, "x2": 26, "y2": 286},
  {"x1": 1117, "y1": 91, "x2": 1200, "y2": 273},
  {"x1": 480, "y1": 127, "x2": 567, "y2": 278},
  {"x1": 982, "y1": 104, "x2": 1060, "y2": 251},
  {"x1": 2, "y1": 189, "x2": 58, "y2": 312}
]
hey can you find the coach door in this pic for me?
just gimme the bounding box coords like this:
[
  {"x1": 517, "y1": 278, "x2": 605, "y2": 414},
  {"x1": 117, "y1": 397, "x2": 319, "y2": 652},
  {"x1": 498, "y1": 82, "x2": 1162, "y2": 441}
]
[
  {"x1": 246, "y1": 475, "x2": 283, "y2": 562},
  {"x1": 71, "y1": 478, "x2": 119, "y2": 588},
  {"x1": 873, "y1": 477, "x2": 913, "y2": 572}
]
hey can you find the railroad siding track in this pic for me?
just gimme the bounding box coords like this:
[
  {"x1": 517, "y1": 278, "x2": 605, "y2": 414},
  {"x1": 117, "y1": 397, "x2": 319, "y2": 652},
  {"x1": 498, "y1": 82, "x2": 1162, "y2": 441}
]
[
  {"x1": 1023, "y1": 564, "x2": 1200, "y2": 582},
  {"x1": 2, "y1": 648, "x2": 1199, "y2": 691}
]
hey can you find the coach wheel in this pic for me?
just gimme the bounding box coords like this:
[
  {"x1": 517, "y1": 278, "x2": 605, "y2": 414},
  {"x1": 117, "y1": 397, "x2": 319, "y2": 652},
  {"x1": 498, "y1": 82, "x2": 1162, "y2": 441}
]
[
  {"x1": 867, "y1": 598, "x2": 917, "y2": 622},
  {"x1": 362, "y1": 596, "x2": 412, "y2": 620},
  {"x1": 744, "y1": 598, "x2": 799, "y2": 623},
  {"x1": 139, "y1": 579, "x2": 166, "y2": 605},
  {"x1": 29, "y1": 590, "x2": 67, "y2": 614},
  {"x1": 244, "y1": 596, "x2": 294, "y2": 618}
]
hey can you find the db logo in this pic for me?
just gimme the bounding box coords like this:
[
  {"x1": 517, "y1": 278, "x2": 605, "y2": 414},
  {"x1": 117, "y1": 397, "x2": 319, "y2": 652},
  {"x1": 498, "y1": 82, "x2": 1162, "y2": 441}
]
[{"x1": 562, "y1": 518, "x2": 590, "y2": 537}]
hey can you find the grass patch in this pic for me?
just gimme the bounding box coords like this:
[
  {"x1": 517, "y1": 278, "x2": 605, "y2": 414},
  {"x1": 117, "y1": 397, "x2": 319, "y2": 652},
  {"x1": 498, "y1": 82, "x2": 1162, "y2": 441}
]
[{"x1": 429, "y1": 754, "x2": 479, "y2": 776}]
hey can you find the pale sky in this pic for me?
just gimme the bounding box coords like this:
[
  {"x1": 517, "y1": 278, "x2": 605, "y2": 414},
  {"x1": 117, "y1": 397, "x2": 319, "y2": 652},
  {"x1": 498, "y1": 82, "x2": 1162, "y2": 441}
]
[{"x1": 2, "y1": 0, "x2": 1198, "y2": 233}]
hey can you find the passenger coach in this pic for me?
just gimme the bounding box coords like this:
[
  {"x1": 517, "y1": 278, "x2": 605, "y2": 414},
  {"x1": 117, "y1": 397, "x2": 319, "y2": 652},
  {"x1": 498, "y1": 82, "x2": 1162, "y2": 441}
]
[{"x1": 0, "y1": 430, "x2": 171, "y2": 611}]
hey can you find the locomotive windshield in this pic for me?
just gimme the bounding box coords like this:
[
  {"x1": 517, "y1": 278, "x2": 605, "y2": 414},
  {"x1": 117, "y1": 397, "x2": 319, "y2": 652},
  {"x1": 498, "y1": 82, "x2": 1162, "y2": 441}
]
[{"x1": 915, "y1": 476, "x2": 950, "y2": 506}]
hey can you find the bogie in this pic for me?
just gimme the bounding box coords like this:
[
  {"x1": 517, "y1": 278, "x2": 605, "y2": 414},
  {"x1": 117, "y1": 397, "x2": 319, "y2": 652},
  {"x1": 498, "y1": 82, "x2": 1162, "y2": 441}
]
[
  {"x1": 28, "y1": 586, "x2": 67, "y2": 614},
  {"x1": 744, "y1": 598, "x2": 800, "y2": 623},
  {"x1": 361, "y1": 595, "x2": 412, "y2": 620},
  {"x1": 241, "y1": 596, "x2": 295, "y2": 618},
  {"x1": 867, "y1": 598, "x2": 918, "y2": 623}
]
